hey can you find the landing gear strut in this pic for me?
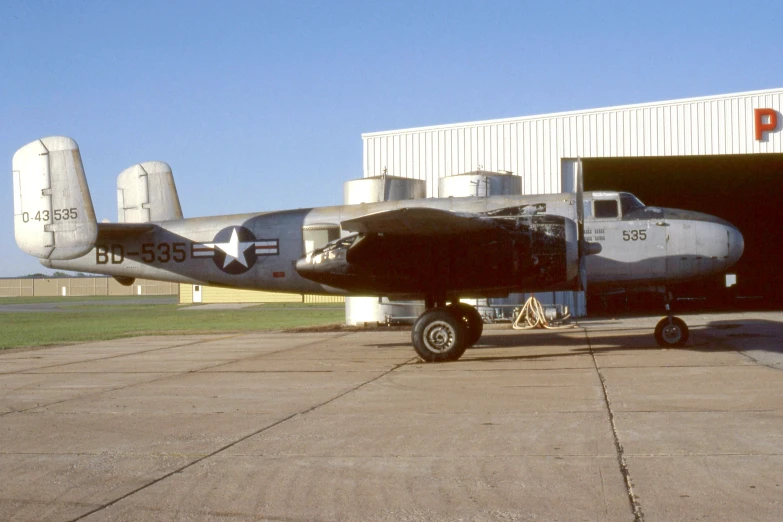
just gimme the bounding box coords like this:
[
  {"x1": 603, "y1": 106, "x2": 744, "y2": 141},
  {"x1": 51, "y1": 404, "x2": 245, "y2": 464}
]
[
  {"x1": 654, "y1": 291, "x2": 689, "y2": 347},
  {"x1": 411, "y1": 300, "x2": 484, "y2": 362}
]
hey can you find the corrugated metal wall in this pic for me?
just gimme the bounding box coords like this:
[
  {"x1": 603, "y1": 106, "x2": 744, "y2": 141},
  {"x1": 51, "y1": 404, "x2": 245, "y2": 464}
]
[
  {"x1": 361, "y1": 88, "x2": 783, "y2": 315},
  {"x1": 363, "y1": 88, "x2": 783, "y2": 196}
]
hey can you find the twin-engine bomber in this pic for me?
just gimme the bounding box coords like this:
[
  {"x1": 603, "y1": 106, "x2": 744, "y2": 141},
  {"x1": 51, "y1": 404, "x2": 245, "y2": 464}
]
[{"x1": 12, "y1": 137, "x2": 744, "y2": 361}]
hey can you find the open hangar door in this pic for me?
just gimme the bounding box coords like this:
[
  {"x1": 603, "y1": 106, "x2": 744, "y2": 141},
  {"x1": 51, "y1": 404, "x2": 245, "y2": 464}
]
[{"x1": 583, "y1": 154, "x2": 783, "y2": 314}]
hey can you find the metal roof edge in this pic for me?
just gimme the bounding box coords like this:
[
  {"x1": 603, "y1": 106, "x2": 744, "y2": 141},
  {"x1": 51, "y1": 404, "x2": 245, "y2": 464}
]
[{"x1": 361, "y1": 87, "x2": 783, "y2": 138}]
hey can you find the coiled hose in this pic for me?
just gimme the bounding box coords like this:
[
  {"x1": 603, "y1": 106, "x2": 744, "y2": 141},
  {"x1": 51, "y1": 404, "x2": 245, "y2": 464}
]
[{"x1": 511, "y1": 296, "x2": 575, "y2": 330}]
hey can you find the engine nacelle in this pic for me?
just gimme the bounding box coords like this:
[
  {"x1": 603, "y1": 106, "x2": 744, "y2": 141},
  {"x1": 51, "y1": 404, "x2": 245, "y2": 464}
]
[{"x1": 296, "y1": 214, "x2": 580, "y2": 296}]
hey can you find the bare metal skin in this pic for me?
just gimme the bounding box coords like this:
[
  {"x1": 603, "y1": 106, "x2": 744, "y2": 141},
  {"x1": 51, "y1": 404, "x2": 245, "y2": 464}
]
[{"x1": 12, "y1": 137, "x2": 744, "y2": 361}]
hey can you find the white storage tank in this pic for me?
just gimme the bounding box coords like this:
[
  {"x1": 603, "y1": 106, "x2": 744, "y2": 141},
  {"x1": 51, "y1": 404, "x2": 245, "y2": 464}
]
[
  {"x1": 438, "y1": 171, "x2": 522, "y2": 198},
  {"x1": 343, "y1": 175, "x2": 426, "y2": 326},
  {"x1": 344, "y1": 175, "x2": 426, "y2": 205}
]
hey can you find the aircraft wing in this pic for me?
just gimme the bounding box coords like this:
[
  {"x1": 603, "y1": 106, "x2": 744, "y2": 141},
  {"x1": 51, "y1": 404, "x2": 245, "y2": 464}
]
[
  {"x1": 341, "y1": 207, "x2": 501, "y2": 236},
  {"x1": 299, "y1": 205, "x2": 578, "y2": 297}
]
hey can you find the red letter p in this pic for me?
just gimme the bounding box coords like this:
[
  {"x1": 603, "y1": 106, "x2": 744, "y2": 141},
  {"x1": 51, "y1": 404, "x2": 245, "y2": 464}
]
[{"x1": 754, "y1": 108, "x2": 778, "y2": 140}]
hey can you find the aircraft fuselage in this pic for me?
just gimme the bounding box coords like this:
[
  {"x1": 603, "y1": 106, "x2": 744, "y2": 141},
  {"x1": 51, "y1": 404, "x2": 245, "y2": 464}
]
[{"x1": 43, "y1": 192, "x2": 744, "y2": 299}]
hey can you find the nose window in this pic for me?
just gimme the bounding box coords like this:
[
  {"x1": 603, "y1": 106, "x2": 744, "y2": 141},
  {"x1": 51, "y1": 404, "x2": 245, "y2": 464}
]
[
  {"x1": 593, "y1": 199, "x2": 619, "y2": 219},
  {"x1": 303, "y1": 224, "x2": 340, "y2": 254}
]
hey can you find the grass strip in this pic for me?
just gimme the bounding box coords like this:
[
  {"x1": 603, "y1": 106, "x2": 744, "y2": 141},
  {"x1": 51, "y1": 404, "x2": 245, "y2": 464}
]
[{"x1": 0, "y1": 304, "x2": 345, "y2": 349}]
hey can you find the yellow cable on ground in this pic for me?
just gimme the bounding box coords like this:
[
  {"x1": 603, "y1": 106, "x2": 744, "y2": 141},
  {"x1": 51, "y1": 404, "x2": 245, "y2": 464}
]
[{"x1": 511, "y1": 296, "x2": 576, "y2": 330}]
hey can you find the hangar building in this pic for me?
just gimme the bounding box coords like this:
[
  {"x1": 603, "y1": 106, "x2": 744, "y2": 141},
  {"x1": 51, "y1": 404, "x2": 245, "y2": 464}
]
[{"x1": 360, "y1": 88, "x2": 783, "y2": 314}]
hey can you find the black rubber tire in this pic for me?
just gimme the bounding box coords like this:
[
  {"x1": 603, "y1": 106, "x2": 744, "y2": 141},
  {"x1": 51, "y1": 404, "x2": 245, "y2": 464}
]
[
  {"x1": 412, "y1": 308, "x2": 468, "y2": 362},
  {"x1": 654, "y1": 316, "x2": 689, "y2": 347},
  {"x1": 447, "y1": 302, "x2": 484, "y2": 347}
]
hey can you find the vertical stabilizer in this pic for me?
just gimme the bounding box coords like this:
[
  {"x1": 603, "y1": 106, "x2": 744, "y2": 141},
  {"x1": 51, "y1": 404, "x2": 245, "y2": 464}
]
[
  {"x1": 12, "y1": 137, "x2": 98, "y2": 260},
  {"x1": 117, "y1": 161, "x2": 183, "y2": 223}
]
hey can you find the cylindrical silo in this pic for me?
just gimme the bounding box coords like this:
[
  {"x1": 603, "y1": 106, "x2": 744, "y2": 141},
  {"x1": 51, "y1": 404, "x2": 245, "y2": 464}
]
[
  {"x1": 438, "y1": 170, "x2": 522, "y2": 198},
  {"x1": 343, "y1": 176, "x2": 426, "y2": 326},
  {"x1": 344, "y1": 176, "x2": 426, "y2": 204}
]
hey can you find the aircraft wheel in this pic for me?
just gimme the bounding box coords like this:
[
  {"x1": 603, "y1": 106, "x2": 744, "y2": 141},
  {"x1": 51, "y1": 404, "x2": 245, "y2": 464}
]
[
  {"x1": 654, "y1": 316, "x2": 689, "y2": 347},
  {"x1": 447, "y1": 302, "x2": 484, "y2": 347},
  {"x1": 412, "y1": 309, "x2": 468, "y2": 362}
]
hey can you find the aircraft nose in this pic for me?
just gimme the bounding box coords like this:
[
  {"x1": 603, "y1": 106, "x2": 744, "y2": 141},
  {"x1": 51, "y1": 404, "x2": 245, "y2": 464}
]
[
  {"x1": 726, "y1": 223, "x2": 744, "y2": 268},
  {"x1": 663, "y1": 209, "x2": 744, "y2": 278},
  {"x1": 295, "y1": 256, "x2": 314, "y2": 276}
]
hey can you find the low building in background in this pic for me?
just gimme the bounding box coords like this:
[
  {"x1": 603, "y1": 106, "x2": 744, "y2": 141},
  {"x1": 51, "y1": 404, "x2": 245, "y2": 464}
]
[
  {"x1": 0, "y1": 276, "x2": 343, "y2": 305},
  {"x1": 0, "y1": 277, "x2": 178, "y2": 297},
  {"x1": 178, "y1": 283, "x2": 344, "y2": 305}
]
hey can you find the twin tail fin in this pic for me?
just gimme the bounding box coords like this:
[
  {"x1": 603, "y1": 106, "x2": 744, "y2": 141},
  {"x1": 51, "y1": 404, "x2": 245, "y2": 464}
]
[
  {"x1": 13, "y1": 136, "x2": 184, "y2": 261},
  {"x1": 12, "y1": 137, "x2": 97, "y2": 260}
]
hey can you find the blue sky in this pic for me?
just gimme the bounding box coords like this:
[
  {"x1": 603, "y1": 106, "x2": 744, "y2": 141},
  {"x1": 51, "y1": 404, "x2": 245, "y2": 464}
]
[{"x1": 2, "y1": 0, "x2": 782, "y2": 276}]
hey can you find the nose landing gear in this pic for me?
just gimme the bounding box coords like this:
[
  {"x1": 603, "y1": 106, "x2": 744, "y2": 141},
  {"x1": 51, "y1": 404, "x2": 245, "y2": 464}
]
[
  {"x1": 654, "y1": 290, "x2": 690, "y2": 347},
  {"x1": 654, "y1": 316, "x2": 689, "y2": 346}
]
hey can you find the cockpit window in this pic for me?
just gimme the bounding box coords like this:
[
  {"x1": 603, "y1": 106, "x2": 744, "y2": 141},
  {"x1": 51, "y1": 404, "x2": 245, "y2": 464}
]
[
  {"x1": 593, "y1": 199, "x2": 618, "y2": 219},
  {"x1": 620, "y1": 194, "x2": 645, "y2": 215}
]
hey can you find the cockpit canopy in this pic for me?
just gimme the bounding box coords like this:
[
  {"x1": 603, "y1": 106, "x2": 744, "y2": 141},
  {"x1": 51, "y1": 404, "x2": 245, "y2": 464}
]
[
  {"x1": 589, "y1": 192, "x2": 663, "y2": 221},
  {"x1": 620, "y1": 193, "x2": 645, "y2": 215}
]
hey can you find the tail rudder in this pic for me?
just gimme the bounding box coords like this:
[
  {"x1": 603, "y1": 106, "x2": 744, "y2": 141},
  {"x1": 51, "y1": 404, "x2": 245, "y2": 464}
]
[
  {"x1": 117, "y1": 161, "x2": 183, "y2": 223},
  {"x1": 12, "y1": 137, "x2": 98, "y2": 260}
]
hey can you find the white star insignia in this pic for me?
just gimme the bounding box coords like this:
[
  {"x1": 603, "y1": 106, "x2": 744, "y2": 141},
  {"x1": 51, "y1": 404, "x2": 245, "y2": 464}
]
[{"x1": 205, "y1": 228, "x2": 255, "y2": 268}]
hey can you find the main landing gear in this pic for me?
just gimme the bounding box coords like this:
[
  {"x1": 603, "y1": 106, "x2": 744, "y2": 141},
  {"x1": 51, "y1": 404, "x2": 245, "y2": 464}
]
[
  {"x1": 412, "y1": 301, "x2": 484, "y2": 362},
  {"x1": 654, "y1": 290, "x2": 689, "y2": 347}
]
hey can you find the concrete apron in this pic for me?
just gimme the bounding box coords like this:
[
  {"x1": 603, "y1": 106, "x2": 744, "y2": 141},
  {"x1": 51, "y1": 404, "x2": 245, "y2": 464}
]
[{"x1": 0, "y1": 312, "x2": 782, "y2": 521}]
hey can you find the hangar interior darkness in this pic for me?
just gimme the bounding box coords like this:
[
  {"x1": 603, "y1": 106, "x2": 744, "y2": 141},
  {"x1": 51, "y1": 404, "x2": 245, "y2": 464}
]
[{"x1": 583, "y1": 154, "x2": 783, "y2": 313}]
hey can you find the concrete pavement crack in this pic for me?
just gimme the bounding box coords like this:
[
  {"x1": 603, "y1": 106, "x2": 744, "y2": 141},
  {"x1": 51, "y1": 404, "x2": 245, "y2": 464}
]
[
  {"x1": 584, "y1": 328, "x2": 644, "y2": 522},
  {"x1": 0, "y1": 334, "x2": 244, "y2": 375},
  {"x1": 0, "y1": 333, "x2": 353, "y2": 418},
  {"x1": 66, "y1": 349, "x2": 416, "y2": 521}
]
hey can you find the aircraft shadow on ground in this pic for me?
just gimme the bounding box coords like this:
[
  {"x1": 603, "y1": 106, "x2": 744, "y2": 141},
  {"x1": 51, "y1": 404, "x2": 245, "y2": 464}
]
[
  {"x1": 365, "y1": 317, "x2": 783, "y2": 362},
  {"x1": 470, "y1": 331, "x2": 733, "y2": 363}
]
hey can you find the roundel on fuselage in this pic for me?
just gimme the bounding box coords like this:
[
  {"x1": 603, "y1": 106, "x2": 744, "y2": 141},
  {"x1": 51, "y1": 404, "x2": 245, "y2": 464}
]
[{"x1": 208, "y1": 226, "x2": 259, "y2": 275}]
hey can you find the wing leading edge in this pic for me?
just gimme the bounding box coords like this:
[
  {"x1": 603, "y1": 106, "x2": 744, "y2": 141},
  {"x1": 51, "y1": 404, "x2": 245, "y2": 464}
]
[{"x1": 340, "y1": 207, "x2": 502, "y2": 236}]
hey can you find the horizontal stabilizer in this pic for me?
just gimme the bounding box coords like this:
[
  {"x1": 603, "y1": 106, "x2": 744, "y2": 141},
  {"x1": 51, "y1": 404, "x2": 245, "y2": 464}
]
[
  {"x1": 12, "y1": 137, "x2": 98, "y2": 260},
  {"x1": 341, "y1": 207, "x2": 501, "y2": 236},
  {"x1": 117, "y1": 161, "x2": 183, "y2": 223},
  {"x1": 97, "y1": 222, "x2": 158, "y2": 240}
]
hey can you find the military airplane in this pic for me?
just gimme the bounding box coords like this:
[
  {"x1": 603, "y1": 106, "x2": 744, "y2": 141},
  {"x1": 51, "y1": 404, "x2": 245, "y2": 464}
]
[{"x1": 11, "y1": 137, "x2": 744, "y2": 361}]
